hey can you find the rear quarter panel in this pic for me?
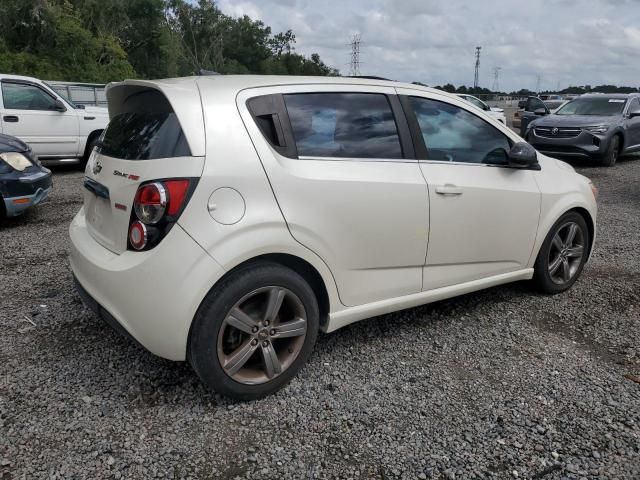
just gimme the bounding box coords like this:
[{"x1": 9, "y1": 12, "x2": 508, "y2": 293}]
[{"x1": 177, "y1": 81, "x2": 343, "y2": 313}]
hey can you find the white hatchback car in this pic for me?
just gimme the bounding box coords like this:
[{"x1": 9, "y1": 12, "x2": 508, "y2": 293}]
[{"x1": 70, "y1": 76, "x2": 597, "y2": 400}]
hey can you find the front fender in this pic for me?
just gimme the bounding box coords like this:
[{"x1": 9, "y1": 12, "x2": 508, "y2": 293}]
[{"x1": 529, "y1": 156, "x2": 597, "y2": 266}]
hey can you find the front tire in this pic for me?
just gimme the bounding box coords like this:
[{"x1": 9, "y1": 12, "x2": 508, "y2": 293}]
[
  {"x1": 188, "y1": 262, "x2": 319, "y2": 400},
  {"x1": 533, "y1": 212, "x2": 589, "y2": 294},
  {"x1": 600, "y1": 135, "x2": 620, "y2": 167}
]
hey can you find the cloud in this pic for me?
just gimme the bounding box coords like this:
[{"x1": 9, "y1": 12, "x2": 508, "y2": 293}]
[{"x1": 217, "y1": 0, "x2": 640, "y2": 91}]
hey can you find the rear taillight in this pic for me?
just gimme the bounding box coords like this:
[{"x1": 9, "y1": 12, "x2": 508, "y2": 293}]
[
  {"x1": 134, "y1": 182, "x2": 167, "y2": 224},
  {"x1": 128, "y1": 221, "x2": 148, "y2": 250},
  {"x1": 128, "y1": 178, "x2": 196, "y2": 251}
]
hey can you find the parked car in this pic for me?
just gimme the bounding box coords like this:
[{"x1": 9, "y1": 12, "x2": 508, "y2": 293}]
[
  {"x1": 70, "y1": 76, "x2": 597, "y2": 400},
  {"x1": 525, "y1": 93, "x2": 640, "y2": 166},
  {"x1": 0, "y1": 74, "x2": 108, "y2": 165},
  {"x1": 543, "y1": 99, "x2": 566, "y2": 112},
  {"x1": 457, "y1": 94, "x2": 506, "y2": 124},
  {"x1": 0, "y1": 133, "x2": 52, "y2": 217},
  {"x1": 513, "y1": 96, "x2": 550, "y2": 134}
]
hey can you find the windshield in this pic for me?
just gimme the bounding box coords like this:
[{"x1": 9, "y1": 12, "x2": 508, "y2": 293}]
[{"x1": 556, "y1": 97, "x2": 627, "y2": 116}]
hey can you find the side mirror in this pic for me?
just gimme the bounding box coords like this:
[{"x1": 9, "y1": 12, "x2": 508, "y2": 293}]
[
  {"x1": 53, "y1": 99, "x2": 67, "y2": 112},
  {"x1": 629, "y1": 108, "x2": 640, "y2": 118},
  {"x1": 75, "y1": 104, "x2": 86, "y2": 110},
  {"x1": 534, "y1": 108, "x2": 547, "y2": 116},
  {"x1": 508, "y1": 142, "x2": 540, "y2": 170}
]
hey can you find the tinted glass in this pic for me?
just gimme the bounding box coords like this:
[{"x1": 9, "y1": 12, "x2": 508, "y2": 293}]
[
  {"x1": 556, "y1": 97, "x2": 627, "y2": 116},
  {"x1": 2, "y1": 82, "x2": 57, "y2": 110},
  {"x1": 98, "y1": 90, "x2": 191, "y2": 160},
  {"x1": 409, "y1": 97, "x2": 511, "y2": 165},
  {"x1": 527, "y1": 97, "x2": 546, "y2": 112},
  {"x1": 284, "y1": 93, "x2": 403, "y2": 159}
]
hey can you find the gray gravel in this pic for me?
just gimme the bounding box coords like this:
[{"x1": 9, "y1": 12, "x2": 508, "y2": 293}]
[{"x1": 1, "y1": 159, "x2": 639, "y2": 479}]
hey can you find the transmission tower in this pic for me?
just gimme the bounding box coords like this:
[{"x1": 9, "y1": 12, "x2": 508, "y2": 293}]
[
  {"x1": 473, "y1": 47, "x2": 481, "y2": 89},
  {"x1": 492, "y1": 67, "x2": 502, "y2": 92},
  {"x1": 535, "y1": 74, "x2": 542, "y2": 94},
  {"x1": 349, "y1": 34, "x2": 361, "y2": 76}
]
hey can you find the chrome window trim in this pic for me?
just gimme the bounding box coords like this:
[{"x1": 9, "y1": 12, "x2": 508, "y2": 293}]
[
  {"x1": 297, "y1": 155, "x2": 417, "y2": 164},
  {"x1": 418, "y1": 159, "x2": 512, "y2": 168}
]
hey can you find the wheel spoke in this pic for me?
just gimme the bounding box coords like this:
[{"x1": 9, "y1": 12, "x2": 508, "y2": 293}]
[
  {"x1": 223, "y1": 339, "x2": 258, "y2": 376},
  {"x1": 561, "y1": 258, "x2": 571, "y2": 282},
  {"x1": 548, "y1": 255, "x2": 563, "y2": 275},
  {"x1": 226, "y1": 308, "x2": 259, "y2": 334},
  {"x1": 264, "y1": 287, "x2": 285, "y2": 323},
  {"x1": 260, "y1": 342, "x2": 282, "y2": 379},
  {"x1": 565, "y1": 223, "x2": 578, "y2": 246},
  {"x1": 552, "y1": 233, "x2": 564, "y2": 251},
  {"x1": 566, "y1": 245, "x2": 584, "y2": 258},
  {"x1": 272, "y1": 317, "x2": 307, "y2": 339}
]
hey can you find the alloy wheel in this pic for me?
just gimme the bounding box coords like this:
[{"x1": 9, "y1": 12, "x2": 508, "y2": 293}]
[
  {"x1": 547, "y1": 221, "x2": 585, "y2": 285},
  {"x1": 217, "y1": 286, "x2": 308, "y2": 385}
]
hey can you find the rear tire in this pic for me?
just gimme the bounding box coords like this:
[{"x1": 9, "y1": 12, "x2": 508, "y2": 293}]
[
  {"x1": 82, "y1": 132, "x2": 102, "y2": 164},
  {"x1": 600, "y1": 135, "x2": 621, "y2": 167},
  {"x1": 188, "y1": 262, "x2": 319, "y2": 401},
  {"x1": 533, "y1": 212, "x2": 589, "y2": 294}
]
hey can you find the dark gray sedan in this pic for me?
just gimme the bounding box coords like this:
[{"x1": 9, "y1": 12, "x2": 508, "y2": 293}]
[{"x1": 525, "y1": 93, "x2": 640, "y2": 166}]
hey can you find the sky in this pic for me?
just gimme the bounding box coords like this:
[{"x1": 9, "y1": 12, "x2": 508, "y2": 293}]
[{"x1": 217, "y1": 0, "x2": 640, "y2": 92}]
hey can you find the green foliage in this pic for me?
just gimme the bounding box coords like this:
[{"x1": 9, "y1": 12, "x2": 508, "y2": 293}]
[{"x1": 0, "y1": 0, "x2": 338, "y2": 82}]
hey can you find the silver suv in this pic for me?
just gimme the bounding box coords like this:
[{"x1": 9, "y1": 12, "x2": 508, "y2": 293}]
[{"x1": 526, "y1": 93, "x2": 640, "y2": 167}]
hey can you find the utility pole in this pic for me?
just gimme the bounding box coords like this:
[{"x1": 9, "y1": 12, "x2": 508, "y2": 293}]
[
  {"x1": 492, "y1": 66, "x2": 501, "y2": 92},
  {"x1": 473, "y1": 46, "x2": 481, "y2": 89},
  {"x1": 535, "y1": 74, "x2": 542, "y2": 94},
  {"x1": 349, "y1": 34, "x2": 361, "y2": 76}
]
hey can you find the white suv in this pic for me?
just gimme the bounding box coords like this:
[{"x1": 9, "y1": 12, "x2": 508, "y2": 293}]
[
  {"x1": 0, "y1": 74, "x2": 108, "y2": 165},
  {"x1": 70, "y1": 76, "x2": 597, "y2": 400}
]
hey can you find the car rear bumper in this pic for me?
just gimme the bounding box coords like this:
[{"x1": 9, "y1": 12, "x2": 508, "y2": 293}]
[
  {"x1": 69, "y1": 207, "x2": 225, "y2": 360},
  {"x1": 528, "y1": 130, "x2": 608, "y2": 159}
]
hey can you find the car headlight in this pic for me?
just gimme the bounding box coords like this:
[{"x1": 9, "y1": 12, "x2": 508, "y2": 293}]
[
  {"x1": 583, "y1": 125, "x2": 609, "y2": 134},
  {"x1": 0, "y1": 152, "x2": 33, "y2": 171}
]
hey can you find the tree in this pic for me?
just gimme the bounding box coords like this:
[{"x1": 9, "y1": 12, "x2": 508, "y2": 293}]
[{"x1": 0, "y1": 0, "x2": 339, "y2": 81}]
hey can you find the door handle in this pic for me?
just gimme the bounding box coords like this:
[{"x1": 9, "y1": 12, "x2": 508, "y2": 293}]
[
  {"x1": 435, "y1": 184, "x2": 463, "y2": 195},
  {"x1": 3, "y1": 115, "x2": 19, "y2": 123}
]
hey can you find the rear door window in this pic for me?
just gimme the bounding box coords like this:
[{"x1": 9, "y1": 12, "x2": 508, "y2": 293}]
[
  {"x1": 283, "y1": 93, "x2": 403, "y2": 159},
  {"x1": 99, "y1": 90, "x2": 191, "y2": 160}
]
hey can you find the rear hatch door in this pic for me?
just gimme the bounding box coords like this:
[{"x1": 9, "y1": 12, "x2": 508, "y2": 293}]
[{"x1": 83, "y1": 81, "x2": 205, "y2": 253}]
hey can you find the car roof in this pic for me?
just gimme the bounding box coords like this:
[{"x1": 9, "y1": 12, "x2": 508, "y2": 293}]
[
  {"x1": 579, "y1": 92, "x2": 639, "y2": 99},
  {"x1": 0, "y1": 73, "x2": 45, "y2": 83},
  {"x1": 108, "y1": 74, "x2": 448, "y2": 98}
]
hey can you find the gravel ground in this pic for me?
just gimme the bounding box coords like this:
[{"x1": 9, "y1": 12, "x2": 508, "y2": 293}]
[{"x1": 1, "y1": 159, "x2": 639, "y2": 480}]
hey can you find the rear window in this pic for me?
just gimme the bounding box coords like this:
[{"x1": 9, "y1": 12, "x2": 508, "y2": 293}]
[
  {"x1": 99, "y1": 90, "x2": 191, "y2": 160},
  {"x1": 283, "y1": 93, "x2": 403, "y2": 159}
]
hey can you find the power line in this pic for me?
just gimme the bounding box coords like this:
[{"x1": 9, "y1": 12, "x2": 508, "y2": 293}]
[
  {"x1": 349, "y1": 34, "x2": 361, "y2": 76},
  {"x1": 473, "y1": 46, "x2": 481, "y2": 89}
]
